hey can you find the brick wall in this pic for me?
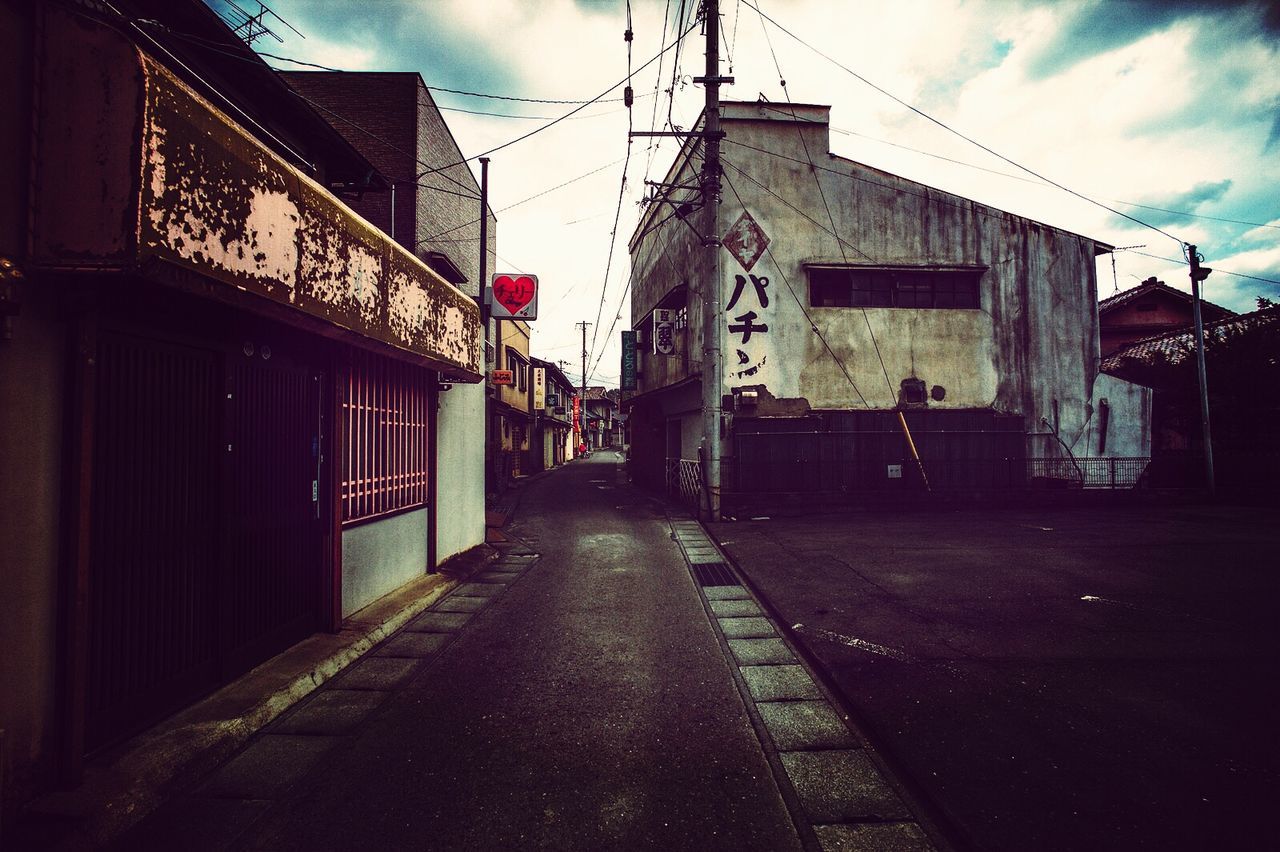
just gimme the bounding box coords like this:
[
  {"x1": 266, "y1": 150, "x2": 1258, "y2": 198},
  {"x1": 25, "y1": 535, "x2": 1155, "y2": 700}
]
[{"x1": 279, "y1": 71, "x2": 497, "y2": 298}]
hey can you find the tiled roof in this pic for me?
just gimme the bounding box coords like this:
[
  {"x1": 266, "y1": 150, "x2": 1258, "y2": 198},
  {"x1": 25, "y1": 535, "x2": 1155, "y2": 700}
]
[
  {"x1": 1098, "y1": 279, "x2": 1234, "y2": 318},
  {"x1": 1101, "y1": 306, "x2": 1279, "y2": 372}
]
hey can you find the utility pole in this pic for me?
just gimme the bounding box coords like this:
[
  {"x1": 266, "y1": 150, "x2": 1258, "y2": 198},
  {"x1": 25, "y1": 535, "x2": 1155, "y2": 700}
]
[
  {"x1": 576, "y1": 321, "x2": 591, "y2": 453},
  {"x1": 1187, "y1": 244, "x2": 1215, "y2": 496},
  {"x1": 479, "y1": 158, "x2": 492, "y2": 489},
  {"x1": 626, "y1": 0, "x2": 730, "y2": 512},
  {"x1": 697, "y1": 0, "x2": 727, "y2": 521}
]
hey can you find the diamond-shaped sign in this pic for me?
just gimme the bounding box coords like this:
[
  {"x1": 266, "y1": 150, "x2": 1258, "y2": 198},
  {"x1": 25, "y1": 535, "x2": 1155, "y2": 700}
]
[{"x1": 722, "y1": 210, "x2": 770, "y2": 272}]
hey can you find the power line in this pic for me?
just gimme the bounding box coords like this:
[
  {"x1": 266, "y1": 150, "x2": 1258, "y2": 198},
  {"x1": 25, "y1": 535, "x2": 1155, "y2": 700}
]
[
  {"x1": 417, "y1": 157, "x2": 626, "y2": 246},
  {"x1": 743, "y1": 0, "x2": 1188, "y2": 251},
  {"x1": 413, "y1": 17, "x2": 699, "y2": 183},
  {"x1": 435, "y1": 101, "x2": 645, "y2": 121},
  {"x1": 585, "y1": 187, "x2": 693, "y2": 383},
  {"x1": 757, "y1": 106, "x2": 1280, "y2": 232},
  {"x1": 750, "y1": 2, "x2": 894, "y2": 402},
  {"x1": 1129, "y1": 251, "x2": 1280, "y2": 286},
  {"x1": 588, "y1": 3, "x2": 639, "y2": 364}
]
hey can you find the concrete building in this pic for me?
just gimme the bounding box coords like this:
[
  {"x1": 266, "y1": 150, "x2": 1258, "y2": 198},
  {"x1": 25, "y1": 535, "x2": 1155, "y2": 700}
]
[
  {"x1": 0, "y1": 0, "x2": 481, "y2": 814},
  {"x1": 626, "y1": 102, "x2": 1151, "y2": 509},
  {"x1": 530, "y1": 357, "x2": 575, "y2": 471},
  {"x1": 279, "y1": 70, "x2": 492, "y2": 609},
  {"x1": 493, "y1": 319, "x2": 533, "y2": 480},
  {"x1": 582, "y1": 387, "x2": 620, "y2": 451}
]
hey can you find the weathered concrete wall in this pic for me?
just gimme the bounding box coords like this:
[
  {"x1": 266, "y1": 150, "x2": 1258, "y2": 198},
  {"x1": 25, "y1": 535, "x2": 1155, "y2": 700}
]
[
  {"x1": 629, "y1": 140, "x2": 710, "y2": 395},
  {"x1": 1079, "y1": 373, "x2": 1152, "y2": 457},
  {"x1": 341, "y1": 509, "x2": 429, "y2": 617},
  {"x1": 277, "y1": 73, "x2": 490, "y2": 567},
  {"x1": 713, "y1": 104, "x2": 1137, "y2": 455}
]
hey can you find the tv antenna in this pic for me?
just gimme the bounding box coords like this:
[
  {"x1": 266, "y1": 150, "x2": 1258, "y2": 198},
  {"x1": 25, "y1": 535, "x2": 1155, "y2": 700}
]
[{"x1": 215, "y1": 1, "x2": 305, "y2": 46}]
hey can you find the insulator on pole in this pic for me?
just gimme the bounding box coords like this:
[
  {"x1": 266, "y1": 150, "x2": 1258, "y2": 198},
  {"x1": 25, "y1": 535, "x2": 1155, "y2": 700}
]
[{"x1": 624, "y1": 86, "x2": 634, "y2": 108}]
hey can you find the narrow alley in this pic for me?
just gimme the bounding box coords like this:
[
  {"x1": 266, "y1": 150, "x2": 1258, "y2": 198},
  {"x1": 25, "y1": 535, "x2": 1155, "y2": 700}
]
[{"x1": 116, "y1": 456, "x2": 934, "y2": 851}]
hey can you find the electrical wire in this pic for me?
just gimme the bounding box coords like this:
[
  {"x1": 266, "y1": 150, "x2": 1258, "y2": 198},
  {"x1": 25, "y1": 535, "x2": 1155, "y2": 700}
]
[
  {"x1": 1130, "y1": 252, "x2": 1280, "y2": 286},
  {"x1": 414, "y1": 18, "x2": 699, "y2": 183},
  {"x1": 417, "y1": 157, "x2": 626, "y2": 246},
  {"x1": 587, "y1": 2, "x2": 638, "y2": 368},
  {"x1": 720, "y1": 168, "x2": 871, "y2": 408},
  {"x1": 759, "y1": 106, "x2": 1280, "y2": 232},
  {"x1": 752, "y1": 1, "x2": 896, "y2": 402},
  {"x1": 742, "y1": 0, "x2": 1189, "y2": 251}
]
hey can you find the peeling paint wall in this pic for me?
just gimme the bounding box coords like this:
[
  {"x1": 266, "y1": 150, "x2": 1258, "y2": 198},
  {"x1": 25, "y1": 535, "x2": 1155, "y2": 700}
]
[
  {"x1": 35, "y1": 40, "x2": 482, "y2": 379},
  {"x1": 713, "y1": 105, "x2": 1149, "y2": 456}
]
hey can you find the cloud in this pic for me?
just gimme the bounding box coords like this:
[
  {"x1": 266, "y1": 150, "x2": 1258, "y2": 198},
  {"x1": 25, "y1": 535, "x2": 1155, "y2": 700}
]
[
  {"x1": 1022, "y1": 0, "x2": 1280, "y2": 80},
  {"x1": 263, "y1": 0, "x2": 1280, "y2": 382}
]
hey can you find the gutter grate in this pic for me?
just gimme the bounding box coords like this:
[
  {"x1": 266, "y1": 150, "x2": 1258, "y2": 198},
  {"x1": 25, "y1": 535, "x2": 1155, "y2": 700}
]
[{"x1": 690, "y1": 562, "x2": 740, "y2": 587}]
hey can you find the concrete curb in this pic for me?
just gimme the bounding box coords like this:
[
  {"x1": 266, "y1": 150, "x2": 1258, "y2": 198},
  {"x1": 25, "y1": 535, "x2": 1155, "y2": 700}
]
[
  {"x1": 24, "y1": 546, "x2": 496, "y2": 849},
  {"x1": 666, "y1": 508, "x2": 950, "y2": 852}
]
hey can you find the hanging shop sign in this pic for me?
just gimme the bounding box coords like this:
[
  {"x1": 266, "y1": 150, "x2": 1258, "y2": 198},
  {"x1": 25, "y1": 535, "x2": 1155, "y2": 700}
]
[
  {"x1": 621, "y1": 330, "x2": 638, "y2": 390},
  {"x1": 653, "y1": 308, "x2": 675, "y2": 355},
  {"x1": 532, "y1": 367, "x2": 546, "y2": 409},
  {"x1": 489, "y1": 273, "x2": 539, "y2": 320},
  {"x1": 490, "y1": 369, "x2": 514, "y2": 385}
]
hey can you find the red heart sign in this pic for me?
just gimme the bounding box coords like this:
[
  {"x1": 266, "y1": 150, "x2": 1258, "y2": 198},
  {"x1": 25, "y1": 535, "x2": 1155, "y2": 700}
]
[{"x1": 493, "y1": 275, "x2": 536, "y2": 316}]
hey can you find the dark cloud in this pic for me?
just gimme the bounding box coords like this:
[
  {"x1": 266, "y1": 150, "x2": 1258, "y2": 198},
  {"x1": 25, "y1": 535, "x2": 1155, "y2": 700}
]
[
  {"x1": 274, "y1": 0, "x2": 524, "y2": 93},
  {"x1": 1168, "y1": 179, "x2": 1234, "y2": 207},
  {"x1": 1111, "y1": 179, "x2": 1233, "y2": 229},
  {"x1": 1025, "y1": 0, "x2": 1280, "y2": 79},
  {"x1": 1267, "y1": 110, "x2": 1280, "y2": 151}
]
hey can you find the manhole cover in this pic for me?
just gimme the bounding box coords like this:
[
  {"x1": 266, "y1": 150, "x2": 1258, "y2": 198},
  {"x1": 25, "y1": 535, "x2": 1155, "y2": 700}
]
[{"x1": 690, "y1": 562, "x2": 740, "y2": 587}]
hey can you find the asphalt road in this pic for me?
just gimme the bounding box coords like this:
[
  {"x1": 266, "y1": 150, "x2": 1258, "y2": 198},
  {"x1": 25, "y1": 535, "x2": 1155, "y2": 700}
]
[
  {"x1": 709, "y1": 504, "x2": 1280, "y2": 852},
  {"x1": 121, "y1": 455, "x2": 803, "y2": 852}
]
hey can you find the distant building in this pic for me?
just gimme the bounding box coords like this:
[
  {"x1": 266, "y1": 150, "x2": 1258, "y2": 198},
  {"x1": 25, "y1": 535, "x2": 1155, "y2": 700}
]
[
  {"x1": 1101, "y1": 304, "x2": 1280, "y2": 487},
  {"x1": 530, "y1": 358, "x2": 575, "y2": 471},
  {"x1": 494, "y1": 321, "x2": 533, "y2": 480},
  {"x1": 1098, "y1": 277, "x2": 1234, "y2": 357},
  {"x1": 626, "y1": 102, "x2": 1152, "y2": 510},
  {"x1": 583, "y1": 386, "x2": 620, "y2": 450}
]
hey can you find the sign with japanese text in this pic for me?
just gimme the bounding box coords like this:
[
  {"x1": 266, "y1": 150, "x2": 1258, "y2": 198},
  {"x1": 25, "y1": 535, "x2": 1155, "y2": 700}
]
[
  {"x1": 490, "y1": 369, "x2": 514, "y2": 386},
  {"x1": 653, "y1": 308, "x2": 675, "y2": 355},
  {"x1": 723, "y1": 209, "x2": 770, "y2": 272},
  {"x1": 532, "y1": 367, "x2": 546, "y2": 409},
  {"x1": 489, "y1": 273, "x2": 539, "y2": 320},
  {"x1": 621, "y1": 330, "x2": 638, "y2": 390},
  {"x1": 571, "y1": 395, "x2": 581, "y2": 447}
]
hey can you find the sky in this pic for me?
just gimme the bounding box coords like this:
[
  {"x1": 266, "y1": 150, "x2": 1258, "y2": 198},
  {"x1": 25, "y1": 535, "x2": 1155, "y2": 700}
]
[{"x1": 235, "y1": 0, "x2": 1279, "y2": 388}]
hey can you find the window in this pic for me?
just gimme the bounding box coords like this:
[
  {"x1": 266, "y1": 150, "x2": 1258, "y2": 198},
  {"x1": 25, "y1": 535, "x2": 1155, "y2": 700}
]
[
  {"x1": 342, "y1": 349, "x2": 430, "y2": 523},
  {"x1": 810, "y1": 267, "x2": 981, "y2": 309},
  {"x1": 507, "y1": 352, "x2": 528, "y2": 391}
]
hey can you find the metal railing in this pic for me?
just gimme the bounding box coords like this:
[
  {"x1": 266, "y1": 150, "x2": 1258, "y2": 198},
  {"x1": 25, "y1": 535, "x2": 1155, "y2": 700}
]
[
  {"x1": 730, "y1": 450, "x2": 1153, "y2": 494},
  {"x1": 666, "y1": 457, "x2": 704, "y2": 508}
]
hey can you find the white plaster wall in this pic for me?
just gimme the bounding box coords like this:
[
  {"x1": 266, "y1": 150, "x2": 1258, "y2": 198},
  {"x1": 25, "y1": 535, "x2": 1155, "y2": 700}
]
[
  {"x1": 1078, "y1": 373, "x2": 1153, "y2": 457},
  {"x1": 341, "y1": 508, "x2": 429, "y2": 617},
  {"x1": 435, "y1": 379, "x2": 485, "y2": 564}
]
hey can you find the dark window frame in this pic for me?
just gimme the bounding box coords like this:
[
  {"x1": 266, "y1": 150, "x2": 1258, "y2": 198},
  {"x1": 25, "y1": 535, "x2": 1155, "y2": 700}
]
[{"x1": 809, "y1": 267, "x2": 983, "y2": 310}]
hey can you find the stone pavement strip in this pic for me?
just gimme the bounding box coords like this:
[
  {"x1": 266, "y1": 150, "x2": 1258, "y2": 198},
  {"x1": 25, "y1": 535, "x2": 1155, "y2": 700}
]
[
  {"x1": 665, "y1": 511, "x2": 942, "y2": 852},
  {"x1": 118, "y1": 459, "x2": 943, "y2": 852},
  {"x1": 121, "y1": 553, "x2": 540, "y2": 852}
]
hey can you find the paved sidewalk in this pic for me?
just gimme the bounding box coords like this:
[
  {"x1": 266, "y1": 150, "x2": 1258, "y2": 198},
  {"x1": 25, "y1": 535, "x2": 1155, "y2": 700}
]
[{"x1": 113, "y1": 454, "x2": 944, "y2": 851}]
